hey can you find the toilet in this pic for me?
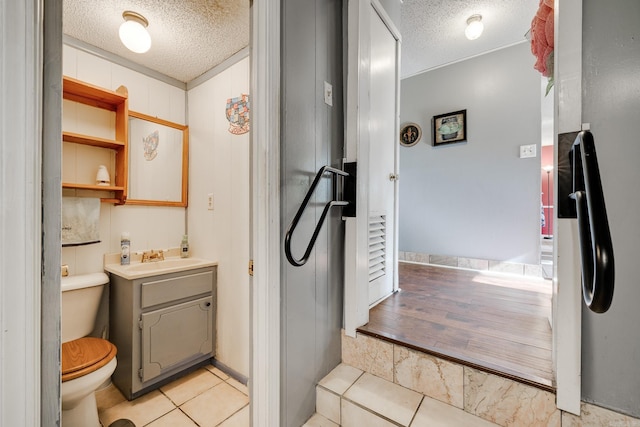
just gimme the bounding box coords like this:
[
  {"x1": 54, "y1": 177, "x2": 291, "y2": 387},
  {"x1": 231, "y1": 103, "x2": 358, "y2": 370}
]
[{"x1": 61, "y1": 273, "x2": 117, "y2": 427}]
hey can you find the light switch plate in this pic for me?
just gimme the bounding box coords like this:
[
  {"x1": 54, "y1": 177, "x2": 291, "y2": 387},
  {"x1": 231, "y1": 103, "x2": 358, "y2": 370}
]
[
  {"x1": 324, "y1": 81, "x2": 333, "y2": 106},
  {"x1": 207, "y1": 193, "x2": 214, "y2": 210},
  {"x1": 520, "y1": 144, "x2": 537, "y2": 158}
]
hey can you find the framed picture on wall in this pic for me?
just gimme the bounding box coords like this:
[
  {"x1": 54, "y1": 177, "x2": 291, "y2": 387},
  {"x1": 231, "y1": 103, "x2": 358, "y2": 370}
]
[
  {"x1": 432, "y1": 109, "x2": 467, "y2": 146},
  {"x1": 399, "y1": 122, "x2": 422, "y2": 147}
]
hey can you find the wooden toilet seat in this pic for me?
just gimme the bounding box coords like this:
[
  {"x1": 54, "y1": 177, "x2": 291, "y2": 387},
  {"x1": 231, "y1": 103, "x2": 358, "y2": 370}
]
[{"x1": 61, "y1": 337, "x2": 117, "y2": 382}]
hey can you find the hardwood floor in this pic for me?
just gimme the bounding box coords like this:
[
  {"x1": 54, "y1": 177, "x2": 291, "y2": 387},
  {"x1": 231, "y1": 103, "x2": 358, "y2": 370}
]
[{"x1": 357, "y1": 262, "x2": 554, "y2": 390}]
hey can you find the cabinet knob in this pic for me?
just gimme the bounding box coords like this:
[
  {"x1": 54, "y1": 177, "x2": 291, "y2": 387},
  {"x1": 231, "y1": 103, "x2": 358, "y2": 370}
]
[{"x1": 205, "y1": 302, "x2": 211, "y2": 307}]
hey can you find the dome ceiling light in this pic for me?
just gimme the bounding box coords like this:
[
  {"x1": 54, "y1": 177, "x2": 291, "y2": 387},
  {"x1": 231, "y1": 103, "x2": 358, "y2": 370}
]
[
  {"x1": 119, "y1": 11, "x2": 151, "y2": 53},
  {"x1": 465, "y1": 14, "x2": 484, "y2": 40}
]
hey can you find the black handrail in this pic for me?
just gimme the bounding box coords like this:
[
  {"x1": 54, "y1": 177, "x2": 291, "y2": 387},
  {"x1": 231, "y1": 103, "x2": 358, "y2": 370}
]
[
  {"x1": 285, "y1": 165, "x2": 353, "y2": 267},
  {"x1": 569, "y1": 131, "x2": 615, "y2": 313}
]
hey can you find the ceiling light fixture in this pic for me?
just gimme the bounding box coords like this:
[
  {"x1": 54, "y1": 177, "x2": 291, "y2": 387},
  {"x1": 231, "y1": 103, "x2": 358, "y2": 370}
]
[
  {"x1": 119, "y1": 11, "x2": 151, "y2": 53},
  {"x1": 465, "y1": 14, "x2": 484, "y2": 40}
]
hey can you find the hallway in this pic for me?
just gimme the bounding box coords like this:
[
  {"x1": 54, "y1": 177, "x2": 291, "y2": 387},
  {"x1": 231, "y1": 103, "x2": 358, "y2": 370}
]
[{"x1": 358, "y1": 262, "x2": 553, "y2": 390}]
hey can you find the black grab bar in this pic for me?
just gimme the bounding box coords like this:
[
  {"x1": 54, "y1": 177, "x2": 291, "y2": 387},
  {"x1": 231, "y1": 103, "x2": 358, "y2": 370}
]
[
  {"x1": 569, "y1": 131, "x2": 615, "y2": 313},
  {"x1": 285, "y1": 165, "x2": 355, "y2": 267}
]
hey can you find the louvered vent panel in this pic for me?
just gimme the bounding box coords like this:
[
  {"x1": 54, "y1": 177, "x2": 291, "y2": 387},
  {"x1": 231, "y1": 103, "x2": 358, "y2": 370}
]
[{"x1": 369, "y1": 216, "x2": 386, "y2": 282}]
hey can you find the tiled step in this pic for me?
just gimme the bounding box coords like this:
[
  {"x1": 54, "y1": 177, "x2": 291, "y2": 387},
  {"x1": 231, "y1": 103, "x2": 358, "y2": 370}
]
[
  {"x1": 306, "y1": 333, "x2": 640, "y2": 427},
  {"x1": 312, "y1": 363, "x2": 499, "y2": 426},
  {"x1": 338, "y1": 332, "x2": 562, "y2": 426}
]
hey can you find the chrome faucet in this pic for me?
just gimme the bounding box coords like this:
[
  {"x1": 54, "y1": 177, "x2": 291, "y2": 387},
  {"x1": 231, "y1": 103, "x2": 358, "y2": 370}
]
[{"x1": 142, "y1": 249, "x2": 164, "y2": 263}]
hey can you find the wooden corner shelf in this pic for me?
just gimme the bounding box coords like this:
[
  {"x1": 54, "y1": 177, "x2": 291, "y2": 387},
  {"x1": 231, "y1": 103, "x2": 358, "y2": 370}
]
[
  {"x1": 62, "y1": 131, "x2": 125, "y2": 149},
  {"x1": 62, "y1": 183, "x2": 125, "y2": 191},
  {"x1": 63, "y1": 76, "x2": 128, "y2": 111},
  {"x1": 62, "y1": 76, "x2": 129, "y2": 204}
]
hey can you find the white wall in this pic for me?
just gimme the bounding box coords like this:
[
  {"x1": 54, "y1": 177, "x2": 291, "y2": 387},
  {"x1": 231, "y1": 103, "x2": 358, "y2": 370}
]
[
  {"x1": 61, "y1": 45, "x2": 187, "y2": 275},
  {"x1": 399, "y1": 43, "x2": 541, "y2": 264},
  {"x1": 187, "y1": 57, "x2": 250, "y2": 377}
]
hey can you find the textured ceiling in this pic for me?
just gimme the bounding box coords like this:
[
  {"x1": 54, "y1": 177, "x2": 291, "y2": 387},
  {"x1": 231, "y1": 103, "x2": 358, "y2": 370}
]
[
  {"x1": 401, "y1": 0, "x2": 539, "y2": 79},
  {"x1": 63, "y1": 0, "x2": 250, "y2": 83},
  {"x1": 63, "y1": 1, "x2": 538, "y2": 83}
]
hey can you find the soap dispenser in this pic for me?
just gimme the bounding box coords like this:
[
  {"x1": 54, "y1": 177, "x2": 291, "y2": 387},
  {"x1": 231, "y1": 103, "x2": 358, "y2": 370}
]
[
  {"x1": 121, "y1": 232, "x2": 130, "y2": 265},
  {"x1": 180, "y1": 235, "x2": 189, "y2": 258}
]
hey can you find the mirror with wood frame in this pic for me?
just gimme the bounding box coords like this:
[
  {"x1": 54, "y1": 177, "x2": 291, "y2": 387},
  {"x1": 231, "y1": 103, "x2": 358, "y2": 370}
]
[{"x1": 126, "y1": 111, "x2": 189, "y2": 207}]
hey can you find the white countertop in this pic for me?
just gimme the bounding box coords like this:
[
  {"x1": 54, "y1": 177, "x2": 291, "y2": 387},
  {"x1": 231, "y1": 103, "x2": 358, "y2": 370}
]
[{"x1": 104, "y1": 249, "x2": 217, "y2": 280}]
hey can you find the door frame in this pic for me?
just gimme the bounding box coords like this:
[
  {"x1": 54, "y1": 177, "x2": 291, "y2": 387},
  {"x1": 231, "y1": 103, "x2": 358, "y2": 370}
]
[
  {"x1": 31, "y1": 1, "x2": 284, "y2": 424},
  {"x1": 31, "y1": 2, "x2": 285, "y2": 424},
  {"x1": 2, "y1": 0, "x2": 62, "y2": 424},
  {"x1": 344, "y1": 0, "x2": 401, "y2": 336},
  {"x1": 249, "y1": 0, "x2": 281, "y2": 426},
  {"x1": 553, "y1": 0, "x2": 583, "y2": 415},
  {"x1": 341, "y1": 0, "x2": 584, "y2": 413}
]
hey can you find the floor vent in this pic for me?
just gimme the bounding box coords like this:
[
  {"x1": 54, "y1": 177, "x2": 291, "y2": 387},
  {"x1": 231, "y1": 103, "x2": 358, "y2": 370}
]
[{"x1": 369, "y1": 215, "x2": 386, "y2": 282}]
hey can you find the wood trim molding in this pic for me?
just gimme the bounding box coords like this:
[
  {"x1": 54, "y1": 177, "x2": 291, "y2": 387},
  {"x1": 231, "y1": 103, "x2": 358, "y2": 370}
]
[
  {"x1": 554, "y1": 0, "x2": 583, "y2": 415},
  {"x1": 0, "y1": 0, "x2": 55, "y2": 424},
  {"x1": 250, "y1": 0, "x2": 281, "y2": 425},
  {"x1": 344, "y1": 0, "x2": 374, "y2": 337}
]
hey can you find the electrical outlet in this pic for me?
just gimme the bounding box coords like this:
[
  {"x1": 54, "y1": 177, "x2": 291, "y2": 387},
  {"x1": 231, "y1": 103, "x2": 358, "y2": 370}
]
[
  {"x1": 207, "y1": 193, "x2": 214, "y2": 210},
  {"x1": 519, "y1": 144, "x2": 537, "y2": 158},
  {"x1": 324, "y1": 81, "x2": 333, "y2": 106}
]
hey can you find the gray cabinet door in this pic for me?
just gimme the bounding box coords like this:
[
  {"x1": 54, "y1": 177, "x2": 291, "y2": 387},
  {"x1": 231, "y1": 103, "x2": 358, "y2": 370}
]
[{"x1": 140, "y1": 295, "x2": 213, "y2": 382}]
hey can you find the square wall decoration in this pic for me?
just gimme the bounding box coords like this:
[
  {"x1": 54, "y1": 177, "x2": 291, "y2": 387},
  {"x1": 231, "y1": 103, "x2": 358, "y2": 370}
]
[{"x1": 432, "y1": 109, "x2": 467, "y2": 146}]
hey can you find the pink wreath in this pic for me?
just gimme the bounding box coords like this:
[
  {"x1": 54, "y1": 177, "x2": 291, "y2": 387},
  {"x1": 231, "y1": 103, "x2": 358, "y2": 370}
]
[{"x1": 530, "y1": 0, "x2": 554, "y2": 91}]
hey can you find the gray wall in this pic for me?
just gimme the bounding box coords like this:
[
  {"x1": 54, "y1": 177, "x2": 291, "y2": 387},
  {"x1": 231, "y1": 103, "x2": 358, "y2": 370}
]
[
  {"x1": 581, "y1": 0, "x2": 640, "y2": 417},
  {"x1": 280, "y1": 0, "x2": 344, "y2": 425},
  {"x1": 399, "y1": 43, "x2": 541, "y2": 264}
]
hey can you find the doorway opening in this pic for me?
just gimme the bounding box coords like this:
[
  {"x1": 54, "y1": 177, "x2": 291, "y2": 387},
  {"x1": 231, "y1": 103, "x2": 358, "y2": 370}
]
[
  {"x1": 57, "y1": 3, "x2": 252, "y2": 425},
  {"x1": 364, "y1": 39, "x2": 555, "y2": 390}
]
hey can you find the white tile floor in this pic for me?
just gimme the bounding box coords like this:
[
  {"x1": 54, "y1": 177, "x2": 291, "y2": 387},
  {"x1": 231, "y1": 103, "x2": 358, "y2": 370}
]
[
  {"x1": 96, "y1": 365, "x2": 249, "y2": 427},
  {"x1": 96, "y1": 361, "x2": 640, "y2": 427},
  {"x1": 307, "y1": 363, "x2": 500, "y2": 427}
]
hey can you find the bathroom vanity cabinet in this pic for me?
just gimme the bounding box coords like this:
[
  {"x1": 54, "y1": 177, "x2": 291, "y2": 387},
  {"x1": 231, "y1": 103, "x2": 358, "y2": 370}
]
[{"x1": 108, "y1": 266, "x2": 216, "y2": 399}]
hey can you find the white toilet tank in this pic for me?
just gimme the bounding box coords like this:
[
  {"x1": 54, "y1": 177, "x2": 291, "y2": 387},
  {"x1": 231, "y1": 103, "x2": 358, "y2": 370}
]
[{"x1": 61, "y1": 273, "x2": 109, "y2": 344}]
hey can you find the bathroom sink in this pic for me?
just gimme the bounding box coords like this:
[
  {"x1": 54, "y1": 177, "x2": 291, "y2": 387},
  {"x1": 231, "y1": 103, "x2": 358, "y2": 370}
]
[
  {"x1": 126, "y1": 258, "x2": 203, "y2": 272},
  {"x1": 104, "y1": 256, "x2": 216, "y2": 280}
]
